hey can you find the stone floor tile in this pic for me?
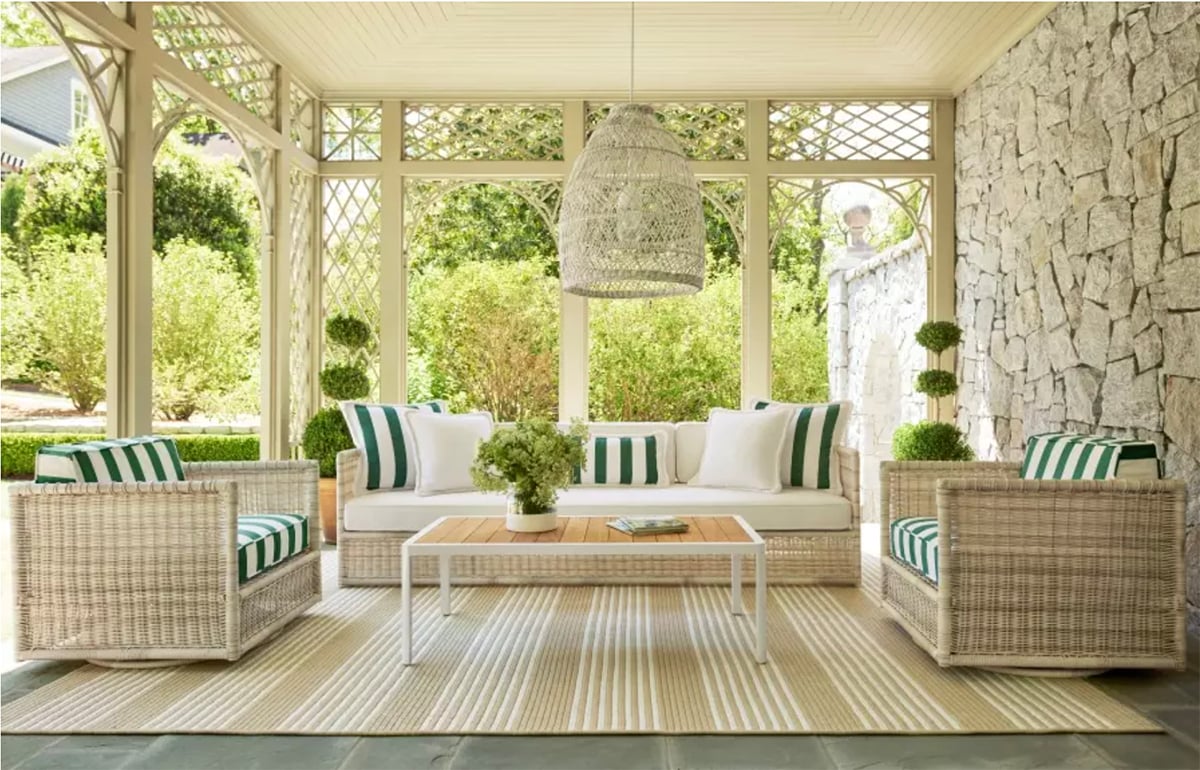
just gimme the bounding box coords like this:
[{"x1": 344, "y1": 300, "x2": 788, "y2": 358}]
[
  {"x1": 450, "y1": 736, "x2": 668, "y2": 770},
  {"x1": 1149, "y1": 707, "x2": 1200, "y2": 745},
  {"x1": 667, "y1": 735, "x2": 835, "y2": 770},
  {"x1": 1082, "y1": 733, "x2": 1200, "y2": 769},
  {"x1": 122, "y1": 735, "x2": 358, "y2": 770},
  {"x1": 1095, "y1": 670, "x2": 1200, "y2": 708},
  {"x1": 341, "y1": 736, "x2": 462, "y2": 770},
  {"x1": 0, "y1": 661, "x2": 81, "y2": 703},
  {"x1": 820, "y1": 734, "x2": 1113, "y2": 770},
  {"x1": 0, "y1": 735, "x2": 61, "y2": 769},
  {"x1": 14, "y1": 746, "x2": 140, "y2": 770}
]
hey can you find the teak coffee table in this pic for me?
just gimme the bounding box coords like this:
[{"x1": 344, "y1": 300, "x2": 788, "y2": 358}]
[{"x1": 400, "y1": 515, "x2": 767, "y2": 664}]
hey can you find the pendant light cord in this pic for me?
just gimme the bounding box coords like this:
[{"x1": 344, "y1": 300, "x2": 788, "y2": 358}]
[{"x1": 629, "y1": 1, "x2": 634, "y2": 103}]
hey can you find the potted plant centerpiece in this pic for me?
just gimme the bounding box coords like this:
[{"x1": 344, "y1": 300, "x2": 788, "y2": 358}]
[{"x1": 471, "y1": 419, "x2": 588, "y2": 533}]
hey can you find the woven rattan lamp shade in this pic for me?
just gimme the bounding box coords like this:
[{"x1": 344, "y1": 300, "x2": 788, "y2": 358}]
[{"x1": 558, "y1": 104, "x2": 705, "y2": 298}]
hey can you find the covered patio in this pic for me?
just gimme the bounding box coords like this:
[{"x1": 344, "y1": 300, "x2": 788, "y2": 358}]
[{"x1": 2, "y1": 2, "x2": 1197, "y2": 768}]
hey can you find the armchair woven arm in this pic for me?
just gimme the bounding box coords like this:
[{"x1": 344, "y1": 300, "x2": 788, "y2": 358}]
[
  {"x1": 336, "y1": 449, "x2": 363, "y2": 540},
  {"x1": 10, "y1": 480, "x2": 240, "y2": 660},
  {"x1": 934, "y1": 477, "x2": 1186, "y2": 669},
  {"x1": 183, "y1": 460, "x2": 319, "y2": 549},
  {"x1": 836, "y1": 447, "x2": 861, "y2": 527}
]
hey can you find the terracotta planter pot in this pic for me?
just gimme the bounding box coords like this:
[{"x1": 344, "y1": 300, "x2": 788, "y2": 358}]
[{"x1": 318, "y1": 477, "x2": 338, "y2": 544}]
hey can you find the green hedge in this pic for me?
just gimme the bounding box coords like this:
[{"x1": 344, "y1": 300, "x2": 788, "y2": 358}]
[{"x1": 0, "y1": 433, "x2": 261, "y2": 479}]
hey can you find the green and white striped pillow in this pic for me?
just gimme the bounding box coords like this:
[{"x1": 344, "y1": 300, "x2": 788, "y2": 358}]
[
  {"x1": 340, "y1": 400, "x2": 448, "y2": 491},
  {"x1": 35, "y1": 436, "x2": 185, "y2": 484},
  {"x1": 1021, "y1": 433, "x2": 1161, "y2": 480},
  {"x1": 749, "y1": 398, "x2": 849, "y2": 493},
  {"x1": 572, "y1": 432, "x2": 669, "y2": 486}
]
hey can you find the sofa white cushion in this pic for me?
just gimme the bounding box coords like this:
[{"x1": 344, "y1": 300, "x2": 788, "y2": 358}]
[
  {"x1": 402, "y1": 411, "x2": 493, "y2": 496},
  {"x1": 675, "y1": 422, "x2": 706, "y2": 482},
  {"x1": 689, "y1": 408, "x2": 790, "y2": 493},
  {"x1": 343, "y1": 485, "x2": 852, "y2": 533}
]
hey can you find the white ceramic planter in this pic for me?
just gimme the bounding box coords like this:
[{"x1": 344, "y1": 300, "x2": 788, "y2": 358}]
[{"x1": 505, "y1": 510, "x2": 558, "y2": 533}]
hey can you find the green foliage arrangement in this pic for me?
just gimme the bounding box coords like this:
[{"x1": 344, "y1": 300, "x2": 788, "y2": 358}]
[
  {"x1": 914, "y1": 369, "x2": 958, "y2": 399},
  {"x1": 325, "y1": 314, "x2": 372, "y2": 351},
  {"x1": 153, "y1": 240, "x2": 258, "y2": 420},
  {"x1": 892, "y1": 421, "x2": 974, "y2": 462},
  {"x1": 470, "y1": 419, "x2": 588, "y2": 516},
  {"x1": 1, "y1": 248, "x2": 38, "y2": 382},
  {"x1": 914, "y1": 321, "x2": 964, "y2": 354},
  {"x1": 301, "y1": 407, "x2": 353, "y2": 478},
  {"x1": 319, "y1": 364, "x2": 370, "y2": 402},
  {"x1": 0, "y1": 433, "x2": 259, "y2": 479}
]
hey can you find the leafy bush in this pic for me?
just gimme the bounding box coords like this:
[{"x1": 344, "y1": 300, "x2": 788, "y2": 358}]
[
  {"x1": 915, "y1": 369, "x2": 958, "y2": 398},
  {"x1": 0, "y1": 433, "x2": 260, "y2": 478},
  {"x1": 27, "y1": 235, "x2": 107, "y2": 412},
  {"x1": 914, "y1": 321, "x2": 963, "y2": 354},
  {"x1": 153, "y1": 240, "x2": 258, "y2": 420},
  {"x1": 892, "y1": 421, "x2": 974, "y2": 462},
  {"x1": 325, "y1": 314, "x2": 372, "y2": 351},
  {"x1": 1, "y1": 246, "x2": 38, "y2": 381},
  {"x1": 1, "y1": 173, "x2": 25, "y2": 240},
  {"x1": 319, "y1": 364, "x2": 370, "y2": 401},
  {"x1": 471, "y1": 419, "x2": 588, "y2": 515},
  {"x1": 301, "y1": 406, "x2": 352, "y2": 478}
]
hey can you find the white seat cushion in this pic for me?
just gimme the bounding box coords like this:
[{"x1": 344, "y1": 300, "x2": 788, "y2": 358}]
[{"x1": 343, "y1": 485, "x2": 852, "y2": 533}]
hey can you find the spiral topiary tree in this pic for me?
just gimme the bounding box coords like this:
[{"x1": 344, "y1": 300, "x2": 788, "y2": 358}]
[
  {"x1": 303, "y1": 314, "x2": 373, "y2": 478},
  {"x1": 891, "y1": 321, "x2": 973, "y2": 462}
]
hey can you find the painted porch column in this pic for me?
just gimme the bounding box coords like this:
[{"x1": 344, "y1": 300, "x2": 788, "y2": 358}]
[
  {"x1": 260, "y1": 66, "x2": 293, "y2": 459},
  {"x1": 743, "y1": 99, "x2": 771, "y2": 402},
  {"x1": 107, "y1": 3, "x2": 154, "y2": 437},
  {"x1": 929, "y1": 97, "x2": 957, "y2": 422},
  {"x1": 559, "y1": 100, "x2": 588, "y2": 420},
  {"x1": 379, "y1": 100, "x2": 404, "y2": 403}
]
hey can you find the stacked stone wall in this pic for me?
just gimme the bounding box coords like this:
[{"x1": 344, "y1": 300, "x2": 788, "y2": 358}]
[{"x1": 954, "y1": 2, "x2": 1200, "y2": 631}]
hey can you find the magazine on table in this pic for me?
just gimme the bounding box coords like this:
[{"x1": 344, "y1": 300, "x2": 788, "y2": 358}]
[{"x1": 606, "y1": 516, "x2": 689, "y2": 536}]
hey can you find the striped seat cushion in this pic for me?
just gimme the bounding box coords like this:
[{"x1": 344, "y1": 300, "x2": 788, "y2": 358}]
[
  {"x1": 341, "y1": 400, "x2": 448, "y2": 490},
  {"x1": 35, "y1": 436, "x2": 185, "y2": 484},
  {"x1": 890, "y1": 517, "x2": 939, "y2": 585},
  {"x1": 1021, "y1": 433, "x2": 1161, "y2": 480},
  {"x1": 572, "y1": 432, "x2": 670, "y2": 486},
  {"x1": 238, "y1": 514, "x2": 310, "y2": 584},
  {"x1": 749, "y1": 398, "x2": 850, "y2": 493}
]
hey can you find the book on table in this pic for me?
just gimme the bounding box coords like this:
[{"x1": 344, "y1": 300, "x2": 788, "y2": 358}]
[{"x1": 606, "y1": 516, "x2": 690, "y2": 536}]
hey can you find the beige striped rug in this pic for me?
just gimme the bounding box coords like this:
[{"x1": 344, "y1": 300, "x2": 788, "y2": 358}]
[{"x1": 2, "y1": 554, "x2": 1157, "y2": 735}]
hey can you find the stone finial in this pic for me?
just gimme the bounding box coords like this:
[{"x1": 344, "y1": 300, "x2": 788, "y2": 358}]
[{"x1": 829, "y1": 204, "x2": 875, "y2": 273}]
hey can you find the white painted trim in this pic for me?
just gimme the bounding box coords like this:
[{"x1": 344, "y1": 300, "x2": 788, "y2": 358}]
[{"x1": 0, "y1": 50, "x2": 69, "y2": 83}]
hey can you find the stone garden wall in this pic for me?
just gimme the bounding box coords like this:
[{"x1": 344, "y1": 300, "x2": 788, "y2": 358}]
[
  {"x1": 827, "y1": 234, "x2": 927, "y2": 522},
  {"x1": 954, "y1": 2, "x2": 1200, "y2": 632}
]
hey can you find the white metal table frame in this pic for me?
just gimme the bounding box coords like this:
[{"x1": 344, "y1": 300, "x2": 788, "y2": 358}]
[{"x1": 400, "y1": 515, "x2": 768, "y2": 665}]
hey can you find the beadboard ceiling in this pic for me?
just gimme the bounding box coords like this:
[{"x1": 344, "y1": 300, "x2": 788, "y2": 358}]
[{"x1": 224, "y1": 2, "x2": 1054, "y2": 99}]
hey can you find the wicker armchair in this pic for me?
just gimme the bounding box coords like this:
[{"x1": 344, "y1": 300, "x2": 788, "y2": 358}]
[
  {"x1": 879, "y1": 461, "x2": 1187, "y2": 675},
  {"x1": 10, "y1": 460, "x2": 322, "y2": 667}
]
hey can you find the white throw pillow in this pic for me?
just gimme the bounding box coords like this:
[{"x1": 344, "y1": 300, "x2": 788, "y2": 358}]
[
  {"x1": 689, "y1": 408, "x2": 791, "y2": 493},
  {"x1": 402, "y1": 411, "x2": 494, "y2": 496}
]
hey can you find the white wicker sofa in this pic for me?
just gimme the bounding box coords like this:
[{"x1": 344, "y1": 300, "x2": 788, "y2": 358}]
[{"x1": 337, "y1": 421, "x2": 860, "y2": 587}]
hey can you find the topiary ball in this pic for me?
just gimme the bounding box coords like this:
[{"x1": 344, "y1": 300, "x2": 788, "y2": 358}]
[
  {"x1": 325, "y1": 314, "x2": 372, "y2": 350},
  {"x1": 319, "y1": 363, "x2": 370, "y2": 401},
  {"x1": 892, "y1": 420, "x2": 974, "y2": 461},
  {"x1": 914, "y1": 321, "x2": 964, "y2": 354},
  {"x1": 301, "y1": 406, "x2": 353, "y2": 478},
  {"x1": 915, "y1": 369, "x2": 958, "y2": 398}
]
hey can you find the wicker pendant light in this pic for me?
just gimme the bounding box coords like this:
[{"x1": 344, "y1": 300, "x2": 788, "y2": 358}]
[{"x1": 558, "y1": 6, "x2": 705, "y2": 298}]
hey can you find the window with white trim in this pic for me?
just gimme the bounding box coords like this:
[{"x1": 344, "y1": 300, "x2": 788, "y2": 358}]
[{"x1": 70, "y1": 80, "x2": 90, "y2": 132}]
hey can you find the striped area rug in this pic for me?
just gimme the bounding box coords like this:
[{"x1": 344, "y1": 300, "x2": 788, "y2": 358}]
[{"x1": 1, "y1": 554, "x2": 1156, "y2": 735}]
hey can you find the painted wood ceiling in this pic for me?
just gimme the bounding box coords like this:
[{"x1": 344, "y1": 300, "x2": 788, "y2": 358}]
[{"x1": 224, "y1": 2, "x2": 1054, "y2": 99}]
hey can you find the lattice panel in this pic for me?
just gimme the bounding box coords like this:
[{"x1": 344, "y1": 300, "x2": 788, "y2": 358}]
[
  {"x1": 403, "y1": 103, "x2": 564, "y2": 160},
  {"x1": 151, "y1": 78, "x2": 201, "y2": 150},
  {"x1": 289, "y1": 168, "x2": 316, "y2": 443},
  {"x1": 587, "y1": 102, "x2": 747, "y2": 161},
  {"x1": 699, "y1": 179, "x2": 747, "y2": 260},
  {"x1": 768, "y1": 102, "x2": 931, "y2": 161},
  {"x1": 33, "y1": 3, "x2": 124, "y2": 165},
  {"x1": 152, "y1": 4, "x2": 277, "y2": 122},
  {"x1": 290, "y1": 83, "x2": 317, "y2": 155},
  {"x1": 323, "y1": 104, "x2": 382, "y2": 161},
  {"x1": 322, "y1": 177, "x2": 381, "y2": 394}
]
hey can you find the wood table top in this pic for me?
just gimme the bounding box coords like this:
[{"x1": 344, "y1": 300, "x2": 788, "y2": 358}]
[{"x1": 414, "y1": 516, "x2": 754, "y2": 545}]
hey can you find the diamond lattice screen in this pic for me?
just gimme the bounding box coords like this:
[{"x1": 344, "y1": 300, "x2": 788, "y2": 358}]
[
  {"x1": 290, "y1": 83, "x2": 317, "y2": 156},
  {"x1": 402, "y1": 103, "x2": 564, "y2": 160},
  {"x1": 586, "y1": 103, "x2": 747, "y2": 161},
  {"x1": 768, "y1": 102, "x2": 931, "y2": 161},
  {"x1": 322, "y1": 177, "x2": 381, "y2": 395},
  {"x1": 151, "y1": 4, "x2": 276, "y2": 122},
  {"x1": 289, "y1": 168, "x2": 316, "y2": 444},
  {"x1": 322, "y1": 104, "x2": 382, "y2": 161}
]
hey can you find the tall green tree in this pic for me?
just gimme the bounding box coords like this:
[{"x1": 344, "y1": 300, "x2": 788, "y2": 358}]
[{"x1": 1, "y1": 2, "x2": 54, "y2": 47}]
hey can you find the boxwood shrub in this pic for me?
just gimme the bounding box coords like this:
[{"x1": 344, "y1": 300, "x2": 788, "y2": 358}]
[{"x1": 0, "y1": 433, "x2": 260, "y2": 479}]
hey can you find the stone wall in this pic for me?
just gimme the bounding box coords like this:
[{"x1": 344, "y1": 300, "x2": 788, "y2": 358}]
[
  {"x1": 828, "y1": 234, "x2": 927, "y2": 522},
  {"x1": 954, "y1": 2, "x2": 1200, "y2": 632}
]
